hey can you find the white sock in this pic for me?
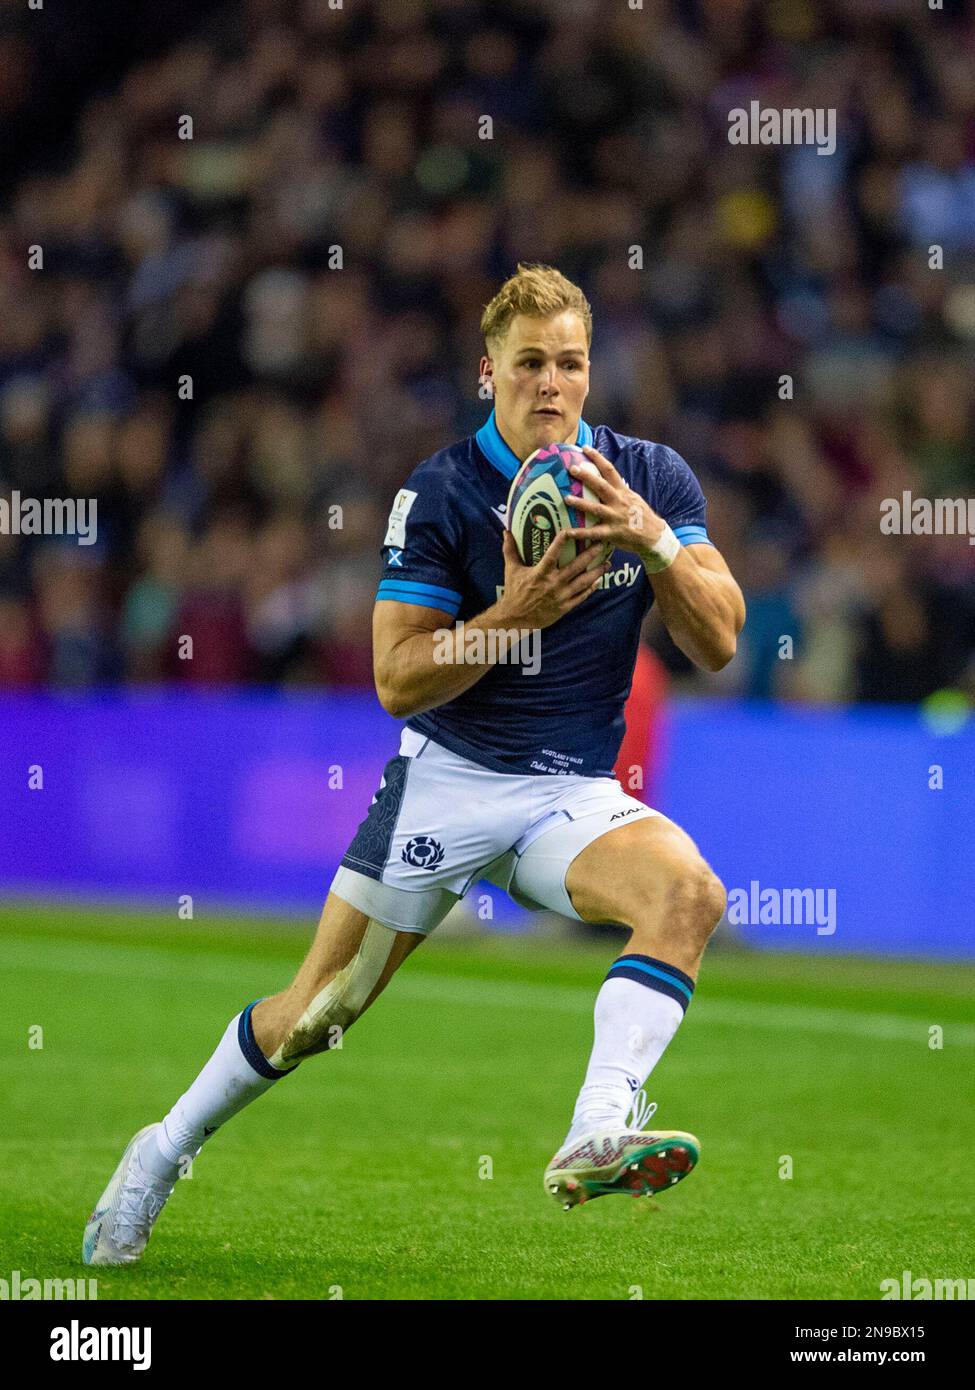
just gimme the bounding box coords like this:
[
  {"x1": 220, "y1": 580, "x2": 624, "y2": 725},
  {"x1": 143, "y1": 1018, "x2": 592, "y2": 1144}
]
[
  {"x1": 563, "y1": 956, "x2": 693, "y2": 1147},
  {"x1": 139, "y1": 1003, "x2": 295, "y2": 1183}
]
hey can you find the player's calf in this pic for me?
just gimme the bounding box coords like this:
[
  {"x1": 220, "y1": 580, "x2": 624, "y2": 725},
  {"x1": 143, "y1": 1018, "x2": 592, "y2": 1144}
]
[
  {"x1": 253, "y1": 917, "x2": 412, "y2": 1067},
  {"x1": 548, "y1": 818, "x2": 724, "y2": 1204}
]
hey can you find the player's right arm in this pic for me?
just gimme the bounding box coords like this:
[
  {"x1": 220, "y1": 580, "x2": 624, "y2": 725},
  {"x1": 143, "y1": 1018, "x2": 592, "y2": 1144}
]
[{"x1": 374, "y1": 531, "x2": 608, "y2": 719}]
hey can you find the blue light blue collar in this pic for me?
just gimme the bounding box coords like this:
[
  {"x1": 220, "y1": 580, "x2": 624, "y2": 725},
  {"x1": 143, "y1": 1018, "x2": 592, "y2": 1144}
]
[{"x1": 475, "y1": 409, "x2": 594, "y2": 480}]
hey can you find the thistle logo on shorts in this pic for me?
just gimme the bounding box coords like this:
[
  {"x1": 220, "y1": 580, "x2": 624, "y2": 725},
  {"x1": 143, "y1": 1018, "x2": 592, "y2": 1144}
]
[{"x1": 402, "y1": 835, "x2": 446, "y2": 870}]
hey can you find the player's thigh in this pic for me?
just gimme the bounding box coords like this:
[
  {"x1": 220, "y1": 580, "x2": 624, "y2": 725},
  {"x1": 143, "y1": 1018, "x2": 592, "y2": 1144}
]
[
  {"x1": 565, "y1": 814, "x2": 722, "y2": 927},
  {"x1": 507, "y1": 781, "x2": 656, "y2": 921}
]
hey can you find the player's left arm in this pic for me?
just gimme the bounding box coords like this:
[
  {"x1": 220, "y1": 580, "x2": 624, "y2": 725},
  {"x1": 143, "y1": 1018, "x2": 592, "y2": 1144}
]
[
  {"x1": 565, "y1": 445, "x2": 745, "y2": 673},
  {"x1": 645, "y1": 542, "x2": 744, "y2": 672}
]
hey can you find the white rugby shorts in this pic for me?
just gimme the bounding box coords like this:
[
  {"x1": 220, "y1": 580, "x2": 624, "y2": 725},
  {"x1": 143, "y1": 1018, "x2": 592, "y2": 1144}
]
[{"x1": 330, "y1": 728, "x2": 659, "y2": 934}]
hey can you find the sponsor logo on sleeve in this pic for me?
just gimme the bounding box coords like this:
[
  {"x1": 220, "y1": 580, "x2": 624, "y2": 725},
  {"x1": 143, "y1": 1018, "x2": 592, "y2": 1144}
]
[{"x1": 384, "y1": 489, "x2": 418, "y2": 548}]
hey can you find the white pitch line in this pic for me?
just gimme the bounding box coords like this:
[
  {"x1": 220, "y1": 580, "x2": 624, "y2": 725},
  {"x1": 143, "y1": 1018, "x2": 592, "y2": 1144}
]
[
  {"x1": 390, "y1": 972, "x2": 975, "y2": 1047},
  {"x1": 2, "y1": 933, "x2": 971, "y2": 1048}
]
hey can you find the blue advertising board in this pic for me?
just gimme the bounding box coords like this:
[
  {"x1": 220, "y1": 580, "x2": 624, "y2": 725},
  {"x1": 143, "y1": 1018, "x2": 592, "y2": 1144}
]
[{"x1": 2, "y1": 692, "x2": 972, "y2": 958}]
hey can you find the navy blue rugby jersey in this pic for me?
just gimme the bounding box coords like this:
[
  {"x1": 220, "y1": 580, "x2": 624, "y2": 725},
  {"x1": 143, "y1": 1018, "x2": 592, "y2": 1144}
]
[{"x1": 375, "y1": 409, "x2": 713, "y2": 777}]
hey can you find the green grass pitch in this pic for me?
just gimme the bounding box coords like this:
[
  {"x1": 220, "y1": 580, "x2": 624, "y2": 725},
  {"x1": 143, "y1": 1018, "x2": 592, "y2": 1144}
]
[{"x1": 2, "y1": 904, "x2": 973, "y2": 1300}]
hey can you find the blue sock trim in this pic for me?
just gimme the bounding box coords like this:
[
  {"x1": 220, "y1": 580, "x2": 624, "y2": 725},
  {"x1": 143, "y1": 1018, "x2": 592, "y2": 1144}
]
[
  {"x1": 605, "y1": 955, "x2": 695, "y2": 1014},
  {"x1": 237, "y1": 1000, "x2": 298, "y2": 1080}
]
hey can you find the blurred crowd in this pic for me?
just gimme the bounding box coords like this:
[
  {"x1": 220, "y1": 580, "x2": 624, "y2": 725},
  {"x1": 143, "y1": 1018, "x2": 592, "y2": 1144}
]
[{"x1": 1, "y1": 0, "x2": 975, "y2": 704}]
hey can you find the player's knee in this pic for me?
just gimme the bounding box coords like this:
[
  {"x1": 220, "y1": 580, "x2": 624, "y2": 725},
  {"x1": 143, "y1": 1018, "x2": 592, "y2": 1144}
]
[
  {"x1": 698, "y1": 864, "x2": 727, "y2": 936},
  {"x1": 660, "y1": 852, "x2": 726, "y2": 944}
]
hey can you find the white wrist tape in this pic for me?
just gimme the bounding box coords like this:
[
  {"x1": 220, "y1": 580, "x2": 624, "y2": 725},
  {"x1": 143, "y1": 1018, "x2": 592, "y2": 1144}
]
[{"x1": 641, "y1": 523, "x2": 681, "y2": 574}]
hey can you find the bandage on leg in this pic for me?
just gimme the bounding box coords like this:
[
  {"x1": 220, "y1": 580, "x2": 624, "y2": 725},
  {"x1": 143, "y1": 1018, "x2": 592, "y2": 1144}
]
[{"x1": 267, "y1": 919, "x2": 396, "y2": 1068}]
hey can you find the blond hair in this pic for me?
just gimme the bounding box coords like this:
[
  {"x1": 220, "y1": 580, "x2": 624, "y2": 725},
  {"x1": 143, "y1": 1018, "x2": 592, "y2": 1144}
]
[{"x1": 480, "y1": 263, "x2": 592, "y2": 353}]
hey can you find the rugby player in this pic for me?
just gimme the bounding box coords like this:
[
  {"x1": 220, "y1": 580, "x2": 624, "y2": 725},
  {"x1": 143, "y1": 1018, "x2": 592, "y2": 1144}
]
[{"x1": 84, "y1": 263, "x2": 744, "y2": 1264}]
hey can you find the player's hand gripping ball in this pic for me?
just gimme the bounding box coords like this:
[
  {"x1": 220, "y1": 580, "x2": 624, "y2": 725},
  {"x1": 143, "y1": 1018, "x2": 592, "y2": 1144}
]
[{"x1": 506, "y1": 443, "x2": 614, "y2": 569}]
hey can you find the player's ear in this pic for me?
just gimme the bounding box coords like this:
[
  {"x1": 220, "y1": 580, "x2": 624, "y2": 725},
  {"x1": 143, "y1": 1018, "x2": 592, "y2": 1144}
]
[{"x1": 478, "y1": 355, "x2": 494, "y2": 397}]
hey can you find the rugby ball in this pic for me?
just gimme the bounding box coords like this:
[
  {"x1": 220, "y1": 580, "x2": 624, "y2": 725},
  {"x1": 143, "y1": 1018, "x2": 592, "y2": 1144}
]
[{"x1": 506, "y1": 443, "x2": 612, "y2": 569}]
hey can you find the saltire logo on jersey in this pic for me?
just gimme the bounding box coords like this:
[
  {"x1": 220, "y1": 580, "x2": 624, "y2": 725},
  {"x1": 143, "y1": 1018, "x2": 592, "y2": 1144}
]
[
  {"x1": 387, "y1": 548, "x2": 403, "y2": 567},
  {"x1": 402, "y1": 835, "x2": 445, "y2": 870}
]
